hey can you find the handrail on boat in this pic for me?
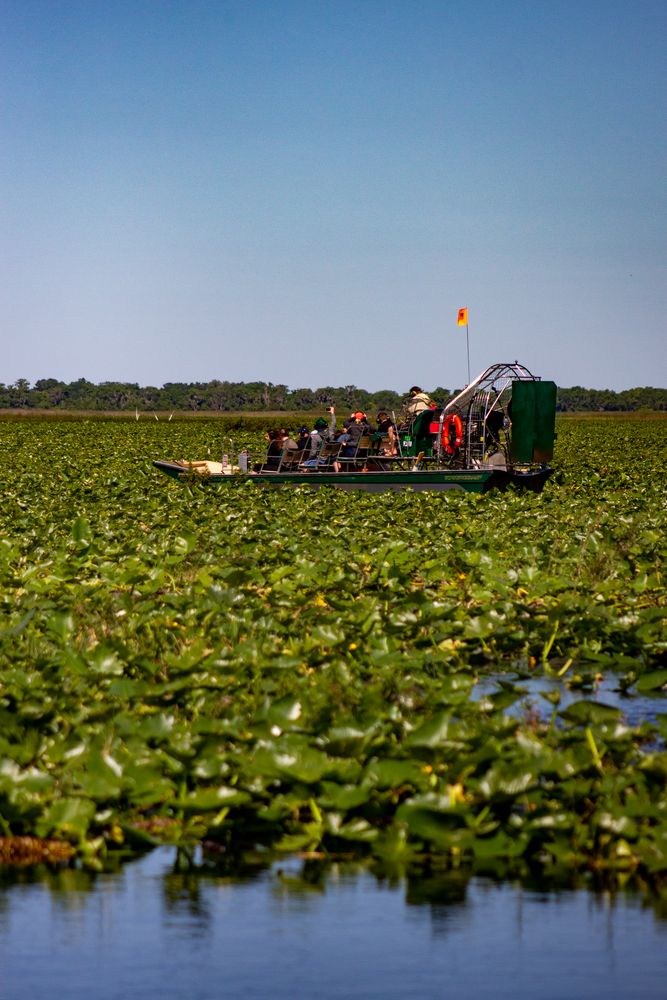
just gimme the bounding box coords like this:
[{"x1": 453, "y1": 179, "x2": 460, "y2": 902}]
[{"x1": 443, "y1": 362, "x2": 537, "y2": 414}]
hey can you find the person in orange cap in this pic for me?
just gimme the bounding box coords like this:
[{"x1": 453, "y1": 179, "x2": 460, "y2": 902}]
[{"x1": 333, "y1": 410, "x2": 374, "y2": 469}]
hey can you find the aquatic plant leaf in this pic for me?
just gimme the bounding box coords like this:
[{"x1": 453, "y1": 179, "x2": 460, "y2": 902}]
[
  {"x1": 318, "y1": 781, "x2": 372, "y2": 810},
  {"x1": 558, "y1": 701, "x2": 624, "y2": 725},
  {"x1": 250, "y1": 744, "x2": 330, "y2": 784},
  {"x1": 71, "y1": 517, "x2": 92, "y2": 545},
  {"x1": 36, "y1": 798, "x2": 96, "y2": 839},
  {"x1": 326, "y1": 816, "x2": 377, "y2": 843},
  {"x1": 175, "y1": 787, "x2": 251, "y2": 811},
  {"x1": 266, "y1": 696, "x2": 303, "y2": 727},
  {"x1": 363, "y1": 759, "x2": 425, "y2": 789},
  {"x1": 323, "y1": 726, "x2": 369, "y2": 756},
  {"x1": 405, "y1": 711, "x2": 451, "y2": 748},
  {"x1": 479, "y1": 762, "x2": 541, "y2": 798},
  {"x1": 635, "y1": 670, "x2": 667, "y2": 693},
  {"x1": 596, "y1": 812, "x2": 638, "y2": 837},
  {"x1": 395, "y1": 801, "x2": 469, "y2": 848},
  {"x1": 472, "y1": 831, "x2": 529, "y2": 860}
]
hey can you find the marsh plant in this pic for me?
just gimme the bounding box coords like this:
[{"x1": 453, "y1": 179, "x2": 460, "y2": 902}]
[{"x1": 0, "y1": 416, "x2": 665, "y2": 886}]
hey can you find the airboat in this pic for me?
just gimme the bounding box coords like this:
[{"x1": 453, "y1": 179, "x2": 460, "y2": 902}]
[{"x1": 154, "y1": 362, "x2": 557, "y2": 494}]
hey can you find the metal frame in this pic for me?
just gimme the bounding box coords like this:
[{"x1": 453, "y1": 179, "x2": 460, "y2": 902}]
[{"x1": 436, "y1": 362, "x2": 542, "y2": 468}]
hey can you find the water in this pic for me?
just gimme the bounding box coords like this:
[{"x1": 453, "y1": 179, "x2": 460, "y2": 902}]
[
  {"x1": 1, "y1": 850, "x2": 666, "y2": 1000},
  {"x1": 474, "y1": 673, "x2": 667, "y2": 730}
]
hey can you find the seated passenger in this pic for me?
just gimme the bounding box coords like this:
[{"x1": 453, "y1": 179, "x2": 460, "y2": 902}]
[
  {"x1": 296, "y1": 425, "x2": 311, "y2": 451},
  {"x1": 278, "y1": 428, "x2": 299, "y2": 451},
  {"x1": 399, "y1": 386, "x2": 435, "y2": 427},
  {"x1": 336, "y1": 424, "x2": 351, "y2": 445},
  {"x1": 312, "y1": 408, "x2": 337, "y2": 448},
  {"x1": 256, "y1": 429, "x2": 282, "y2": 471},
  {"x1": 341, "y1": 411, "x2": 373, "y2": 454},
  {"x1": 302, "y1": 409, "x2": 339, "y2": 468},
  {"x1": 333, "y1": 411, "x2": 373, "y2": 470},
  {"x1": 304, "y1": 419, "x2": 325, "y2": 459},
  {"x1": 375, "y1": 410, "x2": 398, "y2": 455}
]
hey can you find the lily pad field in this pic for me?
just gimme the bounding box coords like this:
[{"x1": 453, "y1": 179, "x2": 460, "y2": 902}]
[{"x1": 1, "y1": 414, "x2": 666, "y2": 891}]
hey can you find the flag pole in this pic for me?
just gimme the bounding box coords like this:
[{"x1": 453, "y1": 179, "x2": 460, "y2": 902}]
[{"x1": 457, "y1": 307, "x2": 470, "y2": 384}]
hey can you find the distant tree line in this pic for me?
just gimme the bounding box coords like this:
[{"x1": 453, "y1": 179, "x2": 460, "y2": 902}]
[
  {"x1": 0, "y1": 378, "x2": 443, "y2": 413},
  {"x1": 554, "y1": 386, "x2": 666, "y2": 412},
  {"x1": 0, "y1": 378, "x2": 664, "y2": 412}
]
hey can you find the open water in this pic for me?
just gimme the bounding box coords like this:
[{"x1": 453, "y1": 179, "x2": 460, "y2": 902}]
[
  {"x1": 474, "y1": 674, "x2": 667, "y2": 729},
  {"x1": 1, "y1": 848, "x2": 666, "y2": 1000}
]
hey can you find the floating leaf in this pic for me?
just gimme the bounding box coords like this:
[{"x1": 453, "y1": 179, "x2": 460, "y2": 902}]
[
  {"x1": 635, "y1": 670, "x2": 667, "y2": 693},
  {"x1": 36, "y1": 798, "x2": 96, "y2": 839},
  {"x1": 175, "y1": 786, "x2": 251, "y2": 811},
  {"x1": 558, "y1": 700, "x2": 624, "y2": 726}
]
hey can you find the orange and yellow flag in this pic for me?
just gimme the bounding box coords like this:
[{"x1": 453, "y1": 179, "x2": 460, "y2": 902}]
[{"x1": 457, "y1": 307, "x2": 468, "y2": 326}]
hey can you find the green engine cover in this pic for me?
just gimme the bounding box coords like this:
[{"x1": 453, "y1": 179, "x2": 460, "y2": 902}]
[{"x1": 510, "y1": 380, "x2": 557, "y2": 463}]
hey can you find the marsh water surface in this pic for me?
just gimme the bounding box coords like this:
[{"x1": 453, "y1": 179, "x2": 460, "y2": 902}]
[{"x1": 1, "y1": 849, "x2": 666, "y2": 1000}]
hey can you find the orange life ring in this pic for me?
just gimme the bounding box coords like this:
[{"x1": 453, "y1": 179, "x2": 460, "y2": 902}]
[{"x1": 442, "y1": 414, "x2": 463, "y2": 454}]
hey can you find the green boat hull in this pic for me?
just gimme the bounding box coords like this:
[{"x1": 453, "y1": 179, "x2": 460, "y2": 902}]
[{"x1": 153, "y1": 461, "x2": 552, "y2": 494}]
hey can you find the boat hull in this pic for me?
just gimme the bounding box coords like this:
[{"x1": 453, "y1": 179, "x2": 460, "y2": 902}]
[{"x1": 153, "y1": 461, "x2": 553, "y2": 494}]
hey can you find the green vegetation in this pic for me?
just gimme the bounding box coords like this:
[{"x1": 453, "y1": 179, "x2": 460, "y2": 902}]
[
  {"x1": 1, "y1": 377, "x2": 665, "y2": 413},
  {"x1": 0, "y1": 416, "x2": 665, "y2": 885}
]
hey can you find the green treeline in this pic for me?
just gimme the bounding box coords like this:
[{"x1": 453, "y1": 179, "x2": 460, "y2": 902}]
[
  {"x1": 0, "y1": 377, "x2": 665, "y2": 412},
  {"x1": 554, "y1": 385, "x2": 666, "y2": 411},
  {"x1": 0, "y1": 378, "x2": 417, "y2": 413}
]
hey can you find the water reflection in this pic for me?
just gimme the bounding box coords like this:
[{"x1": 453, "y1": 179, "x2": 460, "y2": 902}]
[
  {"x1": 1, "y1": 850, "x2": 666, "y2": 1000},
  {"x1": 473, "y1": 671, "x2": 667, "y2": 732},
  {"x1": 162, "y1": 870, "x2": 212, "y2": 929}
]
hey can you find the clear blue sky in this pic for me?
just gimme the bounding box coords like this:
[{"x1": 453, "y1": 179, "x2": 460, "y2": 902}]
[{"x1": 2, "y1": 0, "x2": 665, "y2": 392}]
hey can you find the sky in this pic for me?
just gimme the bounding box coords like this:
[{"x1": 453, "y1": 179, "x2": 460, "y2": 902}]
[{"x1": 2, "y1": 0, "x2": 666, "y2": 393}]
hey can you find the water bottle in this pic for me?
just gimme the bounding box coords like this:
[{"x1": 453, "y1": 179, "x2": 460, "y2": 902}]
[
  {"x1": 238, "y1": 450, "x2": 248, "y2": 473},
  {"x1": 222, "y1": 453, "x2": 229, "y2": 470}
]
